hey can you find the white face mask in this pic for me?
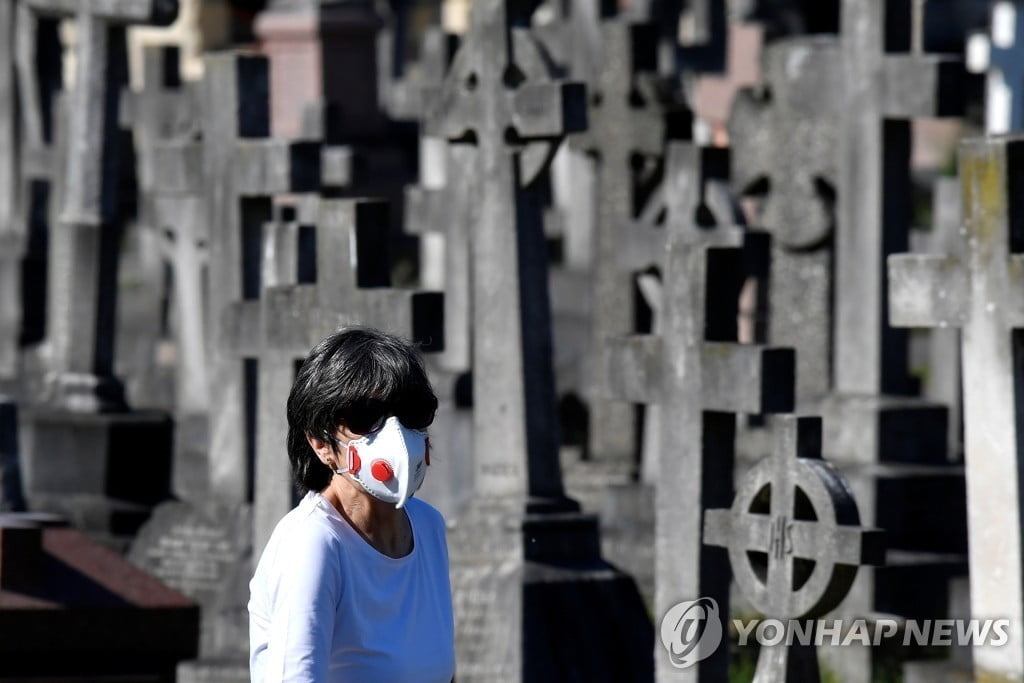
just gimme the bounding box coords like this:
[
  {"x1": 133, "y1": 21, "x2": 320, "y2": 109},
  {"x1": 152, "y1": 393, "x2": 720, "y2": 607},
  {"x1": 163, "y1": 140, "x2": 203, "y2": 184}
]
[{"x1": 332, "y1": 416, "x2": 430, "y2": 509}]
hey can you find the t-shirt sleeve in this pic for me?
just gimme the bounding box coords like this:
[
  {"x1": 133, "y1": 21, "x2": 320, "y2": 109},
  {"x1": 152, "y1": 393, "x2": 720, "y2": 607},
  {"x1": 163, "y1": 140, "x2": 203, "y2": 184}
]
[{"x1": 260, "y1": 521, "x2": 343, "y2": 682}]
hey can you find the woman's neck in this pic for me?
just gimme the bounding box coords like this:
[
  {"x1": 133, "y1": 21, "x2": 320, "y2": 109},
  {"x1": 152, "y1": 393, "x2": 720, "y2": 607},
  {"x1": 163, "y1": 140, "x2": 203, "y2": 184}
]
[{"x1": 320, "y1": 475, "x2": 412, "y2": 558}]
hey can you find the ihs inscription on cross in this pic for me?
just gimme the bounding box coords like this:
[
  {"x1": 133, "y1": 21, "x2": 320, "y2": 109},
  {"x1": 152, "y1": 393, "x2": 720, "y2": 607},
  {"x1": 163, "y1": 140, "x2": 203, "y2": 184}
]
[
  {"x1": 423, "y1": 0, "x2": 586, "y2": 502},
  {"x1": 889, "y1": 134, "x2": 1024, "y2": 680},
  {"x1": 704, "y1": 415, "x2": 885, "y2": 682}
]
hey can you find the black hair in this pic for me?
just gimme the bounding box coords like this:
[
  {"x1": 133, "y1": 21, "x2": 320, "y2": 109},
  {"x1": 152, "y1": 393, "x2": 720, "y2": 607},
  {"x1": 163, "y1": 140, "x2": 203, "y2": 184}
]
[{"x1": 286, "y1": 327, "x2": 438, "y2": 493}]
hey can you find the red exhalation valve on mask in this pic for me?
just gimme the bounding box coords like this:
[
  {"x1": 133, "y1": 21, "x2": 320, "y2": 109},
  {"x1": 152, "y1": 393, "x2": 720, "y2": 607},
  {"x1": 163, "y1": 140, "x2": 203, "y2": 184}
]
[
  {"x1": 348, "y1": 445, "x2": 361, "y2": 473},
  {"x1": 371, "y1": 460, "x2": 394, "y2": 482}
]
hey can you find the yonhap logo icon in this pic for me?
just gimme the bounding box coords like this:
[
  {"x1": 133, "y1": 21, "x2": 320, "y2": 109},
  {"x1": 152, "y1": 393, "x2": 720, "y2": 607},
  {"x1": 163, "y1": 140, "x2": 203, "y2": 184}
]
[{"x1": 660, "y1": 597, "x2": 724, "y2": 668}]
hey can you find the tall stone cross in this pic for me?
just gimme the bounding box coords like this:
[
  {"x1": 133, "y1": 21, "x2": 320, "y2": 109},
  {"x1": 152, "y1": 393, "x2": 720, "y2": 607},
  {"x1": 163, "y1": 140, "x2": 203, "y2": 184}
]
[
  {"x1": 967, "y1": 2, "x2": 1024, "y2": 134},
  {"x1": 729, "y1": 36, "x2": 840, "y2": 403},
  {"x1": 835, "y1": 0, "x2": 964, "y2": 396},
  {"x1": 11, "y1": 8, "x2": 61, "y2": 350},
  {"x1": 889, "y1": 133, "x2": 1024, "y2": 681},
  {"x1": 571, "y1": 17, "x2": 689, "y2": 465},
  {"x1": 253, "y1": 198, "x2": 443, "y2": 554},
  {"x1": 606, "y1": 142, "x2": 796, "y2": 682},
  {"x1": 423, "y1": 0, "x2": 586, "y2": 503},
  {"x1": 21, "y1": 0, "x2": 178, "y2": 411},
  {"x1": 0, "y1": 1, "x2": 19, "y2": 382},
  {"x1": 199, "y1": 52, "x2": 322, "y2": 503},
  {"x1": 704, "y1": 415, "x2": 885, "y2": 681}
]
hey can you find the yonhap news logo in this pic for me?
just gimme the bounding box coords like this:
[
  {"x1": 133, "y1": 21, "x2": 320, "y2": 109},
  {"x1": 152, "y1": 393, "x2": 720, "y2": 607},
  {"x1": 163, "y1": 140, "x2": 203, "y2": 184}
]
[
  {"x1": 659, "y1": 598, "x2": 724, "y2": 669},
  {"x1": 659, "y1": 596, "x2": 1011, "y2": 668}
]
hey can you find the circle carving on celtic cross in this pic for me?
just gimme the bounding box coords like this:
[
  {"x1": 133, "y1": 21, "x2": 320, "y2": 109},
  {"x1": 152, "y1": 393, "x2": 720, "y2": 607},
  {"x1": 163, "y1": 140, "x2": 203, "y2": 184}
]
[{"x1": 704, "y1": 416, "x2": 884, "y2": 620}]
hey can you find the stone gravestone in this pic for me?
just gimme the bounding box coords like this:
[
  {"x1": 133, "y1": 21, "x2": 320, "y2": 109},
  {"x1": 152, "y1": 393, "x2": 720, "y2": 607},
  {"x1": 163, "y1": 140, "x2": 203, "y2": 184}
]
[
  {"x1": 606, "y1": 141, "x2": 796, "y2": 682},
  {"x1": 889, "y1": 133, "x2": 1024, "y2": 682},
  {"x1": 423, "y1": 0, "x2": 654, "y2": 678},
  {"x1": 0, "y1": 0, "x2": 18, "y2": 385},
  {"x1": 704, "y1": 415, "x2": 885, "y2": 681},
  {"x1": 819, "y1": 3, "x2": 971, "y2": 678},
  {"x1": 570, "y1": 16, "x2": 689, "y2": 470},
  {"x1": 117, "y1": 44, "x2": 198, "y2": 409},
  {"x1": 967, "y1": 2, "x2": 1024, "y2": 134},
  {"x1": 252, "y1": 197, "x2": 443, "y2": 555},
  {"x1": 17, "y1": 0, "x2": 178, "y2": 547},
  {"x1": 12, "y1": 7, "x2": 62, "y2": 359},
  {"x1": 128, "y1": 500, "x2": 252, "y2": 678},
  {"x1": 729, "y1": 35, "x2": 840, "y2": 404}
]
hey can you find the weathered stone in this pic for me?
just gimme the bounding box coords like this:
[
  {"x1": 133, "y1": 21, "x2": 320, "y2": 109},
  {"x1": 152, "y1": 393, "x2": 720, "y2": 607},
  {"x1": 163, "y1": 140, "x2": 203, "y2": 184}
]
[
  {"x1": 606, "y1": 142, "x2": 795, "y2": 682},
  {"x1": 889, "y1": 133, "x2": 1024, "y2": 681},
  {"x1": 835, "y1": 0, "x2": 965, "y2": 397}
]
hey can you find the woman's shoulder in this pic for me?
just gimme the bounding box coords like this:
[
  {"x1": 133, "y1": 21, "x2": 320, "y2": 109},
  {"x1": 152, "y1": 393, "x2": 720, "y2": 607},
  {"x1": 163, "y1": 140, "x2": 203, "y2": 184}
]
[
  {"x1": 405, "y1": 497, "x2": 447, "y2": 530},
  {"x1": 267, "y1": 493, "x2": 347, "y2": 555}
]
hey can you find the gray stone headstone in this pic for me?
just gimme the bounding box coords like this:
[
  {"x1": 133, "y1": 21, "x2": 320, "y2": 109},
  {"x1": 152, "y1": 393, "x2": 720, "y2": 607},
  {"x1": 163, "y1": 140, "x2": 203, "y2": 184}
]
[
  {"x1": 424, "y1": 0, "x2": 655, "y2": 679},
  {"x1": 889, "y1": 133, "x2": 1024, "y2": 681},
  {"x1": 606, "y1": 142, "x2": 796, "y2": 682},
  {"x1": 21, "y1": 0, "x2": 178, "y2": 412},
  {"x1": 704, "y1": 415, "x2": 885, "y2": 681},
  {"x1": 835, "y1": 0, "x2": 964, "y2": 397},
  {"x1": 729, "y1": 36, "x2": 840, "y2": 404},
  {"x1": 0, "y1": 1, "x2": 18, "y2": 384}
]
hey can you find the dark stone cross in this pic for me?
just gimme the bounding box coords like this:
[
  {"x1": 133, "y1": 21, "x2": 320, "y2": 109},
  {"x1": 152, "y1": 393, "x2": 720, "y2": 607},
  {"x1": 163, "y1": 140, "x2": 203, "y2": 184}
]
[
  {"x1": 570, "y1": 17, "x2": 689, "y2": 465},
  {"x1": 889, "y1": 134, "x2": 1024, "y2": 680},
  {"x1": 704, "y1": 415, "x2": 885, "y2": 682},
  {"x1": 835, "y1": 0, "x2": 965, "y2": 396},
  {"x1": 21, "y1": 0, "x2": 178, "y2": 411},
  {"x1": 423, "y1": 0, "x2": 586, "y2": 503},
  {"x1": 606, "y1": 142, "x2": 796, "y2": 682},
  {"x1": 252, "y1": 198, "x2": 443, "y2": 554},
  {"x1": 729, "y1": 37, "x2": 840, "y2": 403},
  {"x1": 425, "y1": 2, "x2": 656, "y2": 680}
]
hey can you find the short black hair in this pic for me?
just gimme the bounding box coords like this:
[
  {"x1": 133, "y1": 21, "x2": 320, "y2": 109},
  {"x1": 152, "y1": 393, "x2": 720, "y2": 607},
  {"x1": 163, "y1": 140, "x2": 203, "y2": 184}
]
[{"x1": 286, "y1": 327, "x2": 438, "y2": 493}]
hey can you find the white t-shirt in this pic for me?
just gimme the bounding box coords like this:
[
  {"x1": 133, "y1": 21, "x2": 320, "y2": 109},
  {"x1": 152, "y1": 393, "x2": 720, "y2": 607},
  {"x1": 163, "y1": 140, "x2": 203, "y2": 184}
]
[{"x1": 249, "y1": 492, "x2": 456, "y2": 682}]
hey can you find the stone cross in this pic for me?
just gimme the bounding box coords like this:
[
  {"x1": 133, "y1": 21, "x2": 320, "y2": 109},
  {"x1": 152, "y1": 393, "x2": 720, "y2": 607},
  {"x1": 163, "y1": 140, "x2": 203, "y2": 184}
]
[
  {"x1": 423, "y1": 0, "x2": 586, "y2": 502},
  {"x1": 252, "y1": 197, "x2": 443, "y2": 554},
  {"x1": 0, "y1": 1, "x2": 19, "y2": 382},
  {"x1": 571, "y1": 18, "x2": 689, "y2": 465},
  {"x1": 606, "y1": 142, "x2": 796, "y2": 682},
  {"x1": 889, "y1": 133, "x2": 1024, "y2": 681},
  {"x1": 11, "y1": 9, "x2": 61, "y2": 351},
  {"x1": 729, "y1": 36, "x2": 840, "y2": 403},
  {"x1": 21, "y1": 0, "x2": 178, "y2": 411},
  {"x1": 704, "y1": 415, "x2": 885, "y2": 681},
  {"x1": 835, "y1": 0, "x2": 964, "y2": 396},
  {"x1": 199, "y1": 52, "x2": 322, "y2": 503},
  {"x1": 404, "y1": 142, "x2": 475, "y2": 372},
  {"x1": 967, "y1": 2, "x2": 1024, "y2": 134}
]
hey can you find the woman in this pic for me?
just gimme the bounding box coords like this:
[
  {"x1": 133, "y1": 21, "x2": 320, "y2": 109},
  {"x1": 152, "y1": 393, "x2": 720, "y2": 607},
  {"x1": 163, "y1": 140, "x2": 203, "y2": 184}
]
[{"x1": 249, "y1": 327, "x2": 456, "y2": 682}]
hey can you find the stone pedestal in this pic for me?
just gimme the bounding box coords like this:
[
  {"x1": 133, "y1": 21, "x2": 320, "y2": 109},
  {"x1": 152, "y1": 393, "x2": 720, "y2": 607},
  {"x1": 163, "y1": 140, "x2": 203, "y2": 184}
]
[
  {"x1": 255, "y1": 2, "x2": 385, "y2": 140},
  {"x1": 19, "y1": 408, "x2": 173, "y2": 543},
  {"x1": 449, "y1": 498, "x2": 654, "y2": 682}
]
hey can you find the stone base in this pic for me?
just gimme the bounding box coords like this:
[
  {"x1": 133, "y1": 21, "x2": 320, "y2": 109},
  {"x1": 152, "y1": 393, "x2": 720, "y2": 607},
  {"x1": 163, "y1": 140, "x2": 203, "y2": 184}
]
[
  {"x1": 20, "y1": 407, "x2": 173, "y2": 509},
  {"x1": 449, "y1": 499, "x2": 653, "y2": 682},
  {"x1": 177, "y1": 658, "x2": 249, "y2": 683}
]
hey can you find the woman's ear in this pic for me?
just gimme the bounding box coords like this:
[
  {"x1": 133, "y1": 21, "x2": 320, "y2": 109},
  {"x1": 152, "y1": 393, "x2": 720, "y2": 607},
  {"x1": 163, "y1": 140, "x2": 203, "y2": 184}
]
[{"x1": 306, "y1": 433, "x2": 334, "y2": 468}]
